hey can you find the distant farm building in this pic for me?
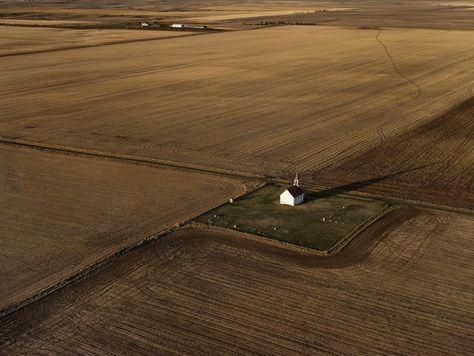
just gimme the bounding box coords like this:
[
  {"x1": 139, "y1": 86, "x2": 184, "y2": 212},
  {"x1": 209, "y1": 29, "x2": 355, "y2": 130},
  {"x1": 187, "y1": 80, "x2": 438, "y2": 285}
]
[
  {"x1": 140, "y1": 22, "x2": 150, "y2": 27},
  {"x1": 186, "y1": 24, "x2": 208, "y2": 29},
  {"x1": 169, "y1": 23, "x2": 207, "y2": 30},
  {"x1": 280, "y1": 173, "x2": 304, "y2": 206}
]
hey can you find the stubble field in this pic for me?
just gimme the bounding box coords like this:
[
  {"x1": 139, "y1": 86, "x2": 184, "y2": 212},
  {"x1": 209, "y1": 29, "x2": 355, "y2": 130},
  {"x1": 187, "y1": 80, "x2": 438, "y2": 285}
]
[
  {"x1": 0, "y1": 144, "x2": 243, "y2": 313},
  {"x1": 1, "y1": 208, "x2": 472, "y2": 354},
  {"x1": 233, "y1": 3, "x2": 474, "y2": 30},
  {"x1": 1, "y1": 26, "x2": 472, "y2": 184},
  {"x1": 1, "y1": 0, "x2": 472, "y2": 30},
  {"x1": 0, "y1": 6, "x2": 317, "y2": 28},
  {"x1": 0, "y1": 0, "x2": 352, "y2": 28},
  {"x1": 0, "y1": 26, "x2": 197, "y2": 56},
  {"x1": 312, "y1": 97, "x2": 474, "y2": 209},
  {"x1": 1, "y1": 5, "x2": 473, "y2": 353}
]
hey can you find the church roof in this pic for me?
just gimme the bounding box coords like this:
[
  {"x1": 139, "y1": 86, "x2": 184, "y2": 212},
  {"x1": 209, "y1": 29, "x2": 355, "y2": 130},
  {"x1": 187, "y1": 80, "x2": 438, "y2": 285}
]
[{"x1": 286, "y1": 185, "x2": 304, "y2": 197}]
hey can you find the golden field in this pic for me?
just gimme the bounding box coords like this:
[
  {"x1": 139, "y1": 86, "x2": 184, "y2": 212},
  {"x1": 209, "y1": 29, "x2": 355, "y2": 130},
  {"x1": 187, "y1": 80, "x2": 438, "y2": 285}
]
[
  {"x1": 1, "y1": 26, "x2": 472, "y2": 182},
  {"x1": 0, "y1": 26, "x2": 197, "y2": 56},
  {"x1": 0, "y1": 2, "x2": 473, "y2": 353},
  {"x1": 0, "y1": 144, "x2": 243, "y2": 313}
]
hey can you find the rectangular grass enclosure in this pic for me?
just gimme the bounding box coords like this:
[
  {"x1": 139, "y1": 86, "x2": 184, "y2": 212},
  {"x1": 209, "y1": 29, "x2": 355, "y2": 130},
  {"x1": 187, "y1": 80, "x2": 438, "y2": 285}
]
[{"x1": 196, "y1": 184, "x2": 389, "y2": 251}]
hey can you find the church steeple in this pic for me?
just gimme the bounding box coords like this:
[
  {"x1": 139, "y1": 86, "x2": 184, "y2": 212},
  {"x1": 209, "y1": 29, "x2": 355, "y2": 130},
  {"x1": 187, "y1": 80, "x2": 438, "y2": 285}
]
[{"x1": 293, "y1": 172, "x2": 299, "y2": 187}]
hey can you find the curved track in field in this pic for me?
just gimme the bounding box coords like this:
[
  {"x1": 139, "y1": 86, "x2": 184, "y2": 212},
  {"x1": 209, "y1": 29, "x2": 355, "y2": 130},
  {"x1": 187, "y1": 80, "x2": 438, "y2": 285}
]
[
  {"x1": 1, "y1": 208, "x2": 473, "y2": 354},
  {"x1": 312, "y1": 96, "x2": 474, "y2": 210},
  {"x1": 375, "y1": 29, "x2": 422, "y2": 98},
  {"x1": 0, "y1": 144, "x2": 245, "y2": 317}
]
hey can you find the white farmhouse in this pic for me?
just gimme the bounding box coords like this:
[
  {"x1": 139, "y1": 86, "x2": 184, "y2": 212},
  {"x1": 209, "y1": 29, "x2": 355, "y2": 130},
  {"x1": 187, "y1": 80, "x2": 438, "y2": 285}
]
[
  {"x1": 171, "y1": 23, "x2": 184, "y2": 29},
  {"x1": 280, "y1": 173, "x2": 304, "y2": 206}
]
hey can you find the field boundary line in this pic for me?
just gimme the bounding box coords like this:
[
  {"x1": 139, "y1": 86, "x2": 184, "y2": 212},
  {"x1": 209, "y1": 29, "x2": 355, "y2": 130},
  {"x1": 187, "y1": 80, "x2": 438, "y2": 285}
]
[
  {"x1": 304, "y1": 182, "x2": 474, "y2": 216},
  {"x1": 191, "y1": 184, "x2": 398, "y2": 257},
  {"x1": 0, "y1": 31, "x2": 209, "y2": 58},
  {"x1": 326, "y1": 205, "x2": 397, "y2": 255},
  {"x1": 193, "y1": 181, "x2": 267, "y2": 220},
  {"x1": 188, "y1": 204, "x2": 395, "y2": 257},
  {"x1": 0, "y1": 179, "x2": 252, "y2": 321},
  {"x1": 2, "y1": 136, "x2": 472, "y2": 215},
  {"x1": 0, "y1": 136, "x2": 263, "y2": 180},
  {"x1": 0, "y1": 225, "x2": 175, "y2": 320},
  {"x1": 188, "y1": 222, "x2": 328, "y2": 256}
]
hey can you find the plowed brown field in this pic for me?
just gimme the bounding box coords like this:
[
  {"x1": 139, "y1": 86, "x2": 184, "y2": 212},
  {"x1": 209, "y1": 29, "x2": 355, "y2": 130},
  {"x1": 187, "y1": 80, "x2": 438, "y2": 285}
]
[
  {"x1": 0, "y1": 144, "x2": 243, "y2": 313},
  {"x1": 1, "y1": 0, "x2": 472, "y2": 30},
  {"x1": 312, "y1": 97, "x2": 474, "y2": 209},
  {"x1": 1, "y1": 26, "x2": 473, "y2": 177},
  {"x1": 1, "y1": 208, "x2": 472, "y2": 354}
]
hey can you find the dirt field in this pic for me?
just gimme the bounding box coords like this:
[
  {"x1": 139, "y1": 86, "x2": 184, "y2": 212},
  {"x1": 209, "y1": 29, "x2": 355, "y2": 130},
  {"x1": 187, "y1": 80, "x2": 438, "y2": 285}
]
[
  {"x1": 312, "y1": 97, "x2": 474, "y2": 209},
  {"x1": 1, "y1": 208, "x2": 472, "y2": 354},
  {"x1": 0, "y1": 5, "x2": 319, "y2": 28},
  {"x1": 1, "y1": 1, "x2": 473, "y2": 352},
  {"x1": 0, "y1": 144, "x2": 243, "y2": 313},
  {"x1": 1, "y1": 26, "x2": 472, "y2": 180},
  {"x1": 233, "y1": 3, "x2": 474, "y2": 30},
  {"x1": 0, "y1": 0, "x2": 472, "y2": 30},
  {"x1": 0, "y1": 26, "x2": 197, "y2": 56}
]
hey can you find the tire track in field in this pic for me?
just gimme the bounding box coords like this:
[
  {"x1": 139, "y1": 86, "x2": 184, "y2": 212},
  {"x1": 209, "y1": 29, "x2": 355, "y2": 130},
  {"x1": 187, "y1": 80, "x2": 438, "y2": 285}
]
[
  {"x1": 375, "y1": 29, "x2": 422, "y2": 99},
  {"x1": 394, "y1": 213, "x2": 449, "y2": 282},
  {"x1": 363, "y1": 213, "x2": 438, "y2": 277},
  {"x1": 377, "y1": 122, "x2": 387, "y2": 145},
  {"x1": 467, "y1": 87, "x2": 473, "y2": 98}
]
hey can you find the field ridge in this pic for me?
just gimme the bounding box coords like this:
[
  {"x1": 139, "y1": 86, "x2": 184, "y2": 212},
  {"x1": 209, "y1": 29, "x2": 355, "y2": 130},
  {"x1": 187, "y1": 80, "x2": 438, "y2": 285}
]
[
  {"x1": 0, "y1": 136, "x2": 262, "y2": 179},
  {"x1": 0, "y1": 31, "x2": 207, "y2": 58}
]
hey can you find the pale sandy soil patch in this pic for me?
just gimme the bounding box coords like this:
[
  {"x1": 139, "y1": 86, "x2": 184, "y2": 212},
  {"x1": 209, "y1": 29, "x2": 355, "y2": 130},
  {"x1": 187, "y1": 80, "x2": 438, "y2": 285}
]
[
  {"x1": 441, "y1": 2, "x2": 474, "y2": 6},
  {"x1": 0, "y1": 7, "x2": 311, "y2": 21},
  {"x1": 184, "y1": 10, "x2": 308, "y2": 22}
]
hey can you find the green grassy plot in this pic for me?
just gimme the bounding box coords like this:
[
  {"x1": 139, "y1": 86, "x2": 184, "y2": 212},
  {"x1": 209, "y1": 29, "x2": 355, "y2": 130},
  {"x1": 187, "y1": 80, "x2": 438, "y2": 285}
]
[{"x1": 196, "y1": 184, "x2": 389, "y2": 251}]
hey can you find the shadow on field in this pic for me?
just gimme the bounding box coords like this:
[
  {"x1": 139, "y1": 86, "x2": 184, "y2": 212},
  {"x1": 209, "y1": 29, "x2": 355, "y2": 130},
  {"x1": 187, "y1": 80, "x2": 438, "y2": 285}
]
[{"x1": 307, "y1": 165, "x2": 429, "y2": 201}]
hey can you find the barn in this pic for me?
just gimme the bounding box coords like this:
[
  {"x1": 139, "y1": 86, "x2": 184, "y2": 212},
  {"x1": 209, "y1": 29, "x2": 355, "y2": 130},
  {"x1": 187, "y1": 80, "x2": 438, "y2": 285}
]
[{"x1": 280, "y1": 173, "x2": 304, "y2": 206}]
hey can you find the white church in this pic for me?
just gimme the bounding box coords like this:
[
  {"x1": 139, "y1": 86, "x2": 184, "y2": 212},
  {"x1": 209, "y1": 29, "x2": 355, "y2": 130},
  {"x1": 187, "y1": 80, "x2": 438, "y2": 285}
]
[{"x1": 280, "y1": 173, "x2": 305, "y2": 206}]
